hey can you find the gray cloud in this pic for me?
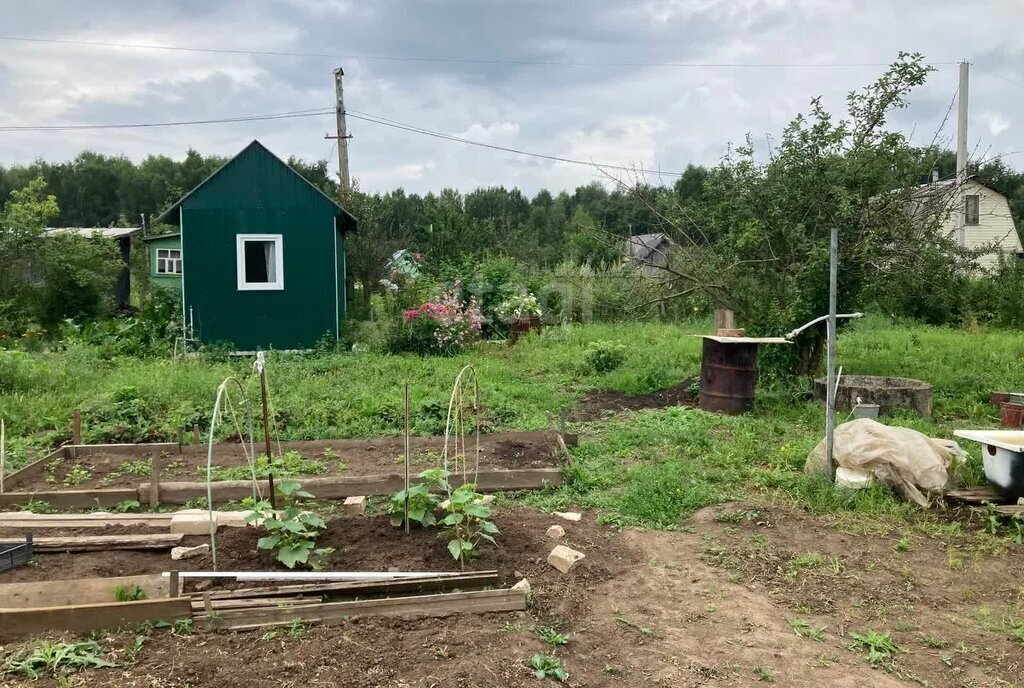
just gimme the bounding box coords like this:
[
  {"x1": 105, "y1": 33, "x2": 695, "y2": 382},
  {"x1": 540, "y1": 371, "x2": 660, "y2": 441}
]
[{"x1": 0, "y1": 0, "x2": 1021, "y2": 194}]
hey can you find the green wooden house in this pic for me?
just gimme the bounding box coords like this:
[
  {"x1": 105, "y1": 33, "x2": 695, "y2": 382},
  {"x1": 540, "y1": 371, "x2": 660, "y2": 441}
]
[{"x1": 152, "y1": 140, "x2": 357, "y2": 351}]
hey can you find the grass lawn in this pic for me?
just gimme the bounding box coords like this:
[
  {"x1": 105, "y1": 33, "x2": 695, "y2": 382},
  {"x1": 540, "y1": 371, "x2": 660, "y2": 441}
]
[{"x1": 1, "y1": 315, "x2": 1021, "y2": 528}]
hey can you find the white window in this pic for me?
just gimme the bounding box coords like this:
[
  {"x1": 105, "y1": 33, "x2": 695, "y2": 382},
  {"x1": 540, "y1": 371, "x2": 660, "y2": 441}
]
[
  {"x1": 156, "y1": 248, "x2": 182, "y2": 275},
  {"x1": 236, "y1": 234, "x2": 284, "y2": 291}
]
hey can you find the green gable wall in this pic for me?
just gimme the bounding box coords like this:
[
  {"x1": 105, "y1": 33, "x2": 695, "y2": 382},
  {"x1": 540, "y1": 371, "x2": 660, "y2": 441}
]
[
  {"x1": 178, "y1": 143, "x2": 345, "y2": 351},
  {"x1": 145, "y1": 234, "x2": 182, "y2": 292}
]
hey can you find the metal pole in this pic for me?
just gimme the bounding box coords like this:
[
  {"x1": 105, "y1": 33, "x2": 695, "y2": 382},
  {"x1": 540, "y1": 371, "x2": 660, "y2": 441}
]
[
  {"x1": 404, "y1": 382, "x2": 411, "y2": 535},
  {"x1": 825, "y1": 226, "x2": 839, "y2": 481},
  {"x1": 956, "y1": 61, "x2": 969, "y2": 183},
  {"x1": 257, "y1": 352, "x2": 277, "y2": 510}
]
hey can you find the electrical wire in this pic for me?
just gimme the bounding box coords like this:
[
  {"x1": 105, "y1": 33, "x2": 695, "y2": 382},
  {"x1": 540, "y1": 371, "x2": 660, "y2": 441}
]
[
  {"x1": 0, "y1": 108, "x2": 333, "y2": 131},
  {"x1": 0, "y1": 35, "x2": 960, "y2": 69},
  {"x1": 346, "y1": 109, "x2": 683, "y2": 177}
]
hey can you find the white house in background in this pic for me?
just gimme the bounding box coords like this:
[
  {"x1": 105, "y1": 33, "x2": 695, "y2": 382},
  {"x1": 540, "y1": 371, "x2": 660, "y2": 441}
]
[{"x1": 910, "y1": 175, "x2": 1023, "y2": 269}]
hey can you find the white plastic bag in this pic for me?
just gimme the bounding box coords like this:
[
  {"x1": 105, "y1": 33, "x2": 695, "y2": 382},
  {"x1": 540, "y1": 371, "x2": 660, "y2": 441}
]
[{"x1": 806, "y1": 418, "x2": 965, "y2": 506}]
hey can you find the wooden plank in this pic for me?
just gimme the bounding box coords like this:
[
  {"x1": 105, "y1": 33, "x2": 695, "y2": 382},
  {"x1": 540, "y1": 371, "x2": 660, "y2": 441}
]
[
  {"x1": 1, "y1": 447, "x2": 67, "y2": 491},
  {"x1": 0, "y1": 513, "x2": 173, "y2": 529},
  {"x1": 946, "y1": 486, "x2": 1013, "y2": 504},
  {"x1": 2, "y1": 533, "x2": 184, "y2": 552},
  {"x1": 202, "y1": 571, "x2": 500, "y2": 601},
  {"x1": 0, "y1": 574, "x2": 168, "y2": 609},
  {"x1": 0, "y1": 597, "x2": 192, "y2": 640},
  {"x1": 139, "y1": 468, "x2": 563, "y2": 505},
  {"x1": 201, "y1": 588, "x2": 526, "y2": 631},
  {"x1": 191, "y1": 596, "x2": 322, "y2": 611},
  {"x1": 0, "y1": 487, "x2": 141, "y2": 509},
  {"x1": 149, "y1": 455, "x2": 160, "y2": 508}
]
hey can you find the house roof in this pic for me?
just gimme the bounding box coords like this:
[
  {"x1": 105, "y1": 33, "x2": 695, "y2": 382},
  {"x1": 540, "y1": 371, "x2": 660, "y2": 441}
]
[
  {"x1": 154, "y1": 140, "x2": 357, "y2": 228},
  {"x1": 627, "y1": 232, "x2": 671, "y2": 262},
  {"x1": 913, "y1": 174, "x2": 1007, "y2": 198},
  {"x1": 45, "y1": 226, "x2": 141, "y2": 239},
  {"x1": 141, "y1": 232, "x2": 181, "y2": 242}
]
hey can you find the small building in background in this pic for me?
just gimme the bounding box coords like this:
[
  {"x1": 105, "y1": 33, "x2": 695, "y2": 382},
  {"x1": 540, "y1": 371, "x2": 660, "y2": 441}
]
[
  {"x1": 626, "y1": 232, "x2": 676, "y2": 275},
  {"x1": 153, "y1": 140, "x2": 357, "y2": 352},
  {"x1": 910, "y1": 175, "x2": 1023, "y2": 269},
  {"x1": 44, "y1": 226, "x2": 141, "y2": 310}
]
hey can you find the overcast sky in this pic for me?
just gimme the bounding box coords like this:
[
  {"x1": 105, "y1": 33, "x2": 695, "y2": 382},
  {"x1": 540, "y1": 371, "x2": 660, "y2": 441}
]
[{"x1": 0, "y1": 0, "x2": 1022, "y2": 195}]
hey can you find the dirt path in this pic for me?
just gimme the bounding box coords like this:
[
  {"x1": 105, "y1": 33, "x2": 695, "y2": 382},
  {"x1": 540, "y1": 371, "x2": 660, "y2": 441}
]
[{"x1": 4, "y1": 503, "x2": 1023, "y2": 686}]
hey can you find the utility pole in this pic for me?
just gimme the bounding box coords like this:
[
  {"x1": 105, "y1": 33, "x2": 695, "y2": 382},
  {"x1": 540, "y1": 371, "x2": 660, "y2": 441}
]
[
  {"x1": 328, "y1": 67, "x2": 352, "y2": 194},
  {"x1": 955, "y1": 61, "x2": 970, "y2": 248},
  {"x1": 956, "y1": 61, "x2": 969, "y2": 183}
]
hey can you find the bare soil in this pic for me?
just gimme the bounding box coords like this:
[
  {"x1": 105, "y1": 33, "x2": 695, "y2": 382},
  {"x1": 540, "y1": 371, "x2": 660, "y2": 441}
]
[
  {"x1": 572, "y1": 380, "x2": 698, "y2": 421},
  {"x1": 3, "y1": 503, "x2": 1024, "y2": 687},
  {"x1": 19, "y1": 431, "x2": 562, "y2": 491}
]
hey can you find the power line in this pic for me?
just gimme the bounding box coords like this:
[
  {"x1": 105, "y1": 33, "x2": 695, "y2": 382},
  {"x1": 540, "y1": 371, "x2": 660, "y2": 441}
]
[
  {"x1": 0, "y1": 108, "x2": 333, "y2": 131},
  {"x1": 346, "y1": 109, "x2": 682, "y2": 177},
  {"x1": 0, "y1": 35, "x2": 960, "y2": 69},
  {"x1": 974, "y1": 65, "x2": 1024, "y2": 89}
]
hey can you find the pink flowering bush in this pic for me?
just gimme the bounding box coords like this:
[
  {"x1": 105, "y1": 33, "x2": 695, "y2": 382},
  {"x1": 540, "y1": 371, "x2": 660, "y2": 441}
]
[{"x1": 390, "y1": 285, "x2": 483, "y2": 355}]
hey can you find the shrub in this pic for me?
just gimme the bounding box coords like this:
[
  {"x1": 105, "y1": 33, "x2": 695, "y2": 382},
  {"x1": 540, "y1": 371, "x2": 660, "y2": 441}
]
[
  {"x1": 583, "y1": 341, "x2": 627, "y2": 373},
  {"x1": 389, "y1": 287, "x2": 483, "y2": 355}
]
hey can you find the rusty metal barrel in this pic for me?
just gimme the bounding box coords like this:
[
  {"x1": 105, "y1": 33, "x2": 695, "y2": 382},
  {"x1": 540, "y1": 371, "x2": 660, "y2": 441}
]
[{"x1": 698, "y1": 338, "x2": 759, "y2": 415}]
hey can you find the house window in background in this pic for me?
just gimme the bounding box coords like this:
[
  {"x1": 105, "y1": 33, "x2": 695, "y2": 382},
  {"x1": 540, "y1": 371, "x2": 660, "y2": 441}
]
[
  {"x1": 236, "y1": 234, "x2": 284, "y2": 290},
  {"x1": 965, "y1": 194, "x2": 980, "y2": 226},
  {"x1": 156, "y1": 248, "x2": 182, "y2": 274}
]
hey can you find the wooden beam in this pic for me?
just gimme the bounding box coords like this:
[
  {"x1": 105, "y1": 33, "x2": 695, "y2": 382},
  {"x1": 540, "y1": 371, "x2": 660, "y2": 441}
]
[
  {"x1": 0, "y1": 574, "x2": 168, "y2": 609},
  {"x1": 0, "y1": 487, "x2": 141, "y2": 509},
  {"x1": 200, "y1": 588, "x2": 526, "y2": 631},
  {"x1": 0, "y1": 513, "x2": 173, "y2": 529},
  {"x1": 6, "y1": 533, "x2": 184, "y2": 552},
  {"x1": 191, "y1": 596, "x2": 322, "y2": 611},
  {"x1": 0, "y1": 447, "x2": 67, "y2": 491},
  {"x1": 0, "y1": 598, "x2": 191, "y2": 640},
  {"x1": 201, "y1": 571, "x2": 500, "y2": 601},
  {"x1": 149, "y1": 455, "x2": 160, "y2": 508},
  {"x1": 65, "y1": 442, "x2": 179, "y2": 458},
  {"x1": 139, "y1": 468, "x2": 563, "y2": 505}
]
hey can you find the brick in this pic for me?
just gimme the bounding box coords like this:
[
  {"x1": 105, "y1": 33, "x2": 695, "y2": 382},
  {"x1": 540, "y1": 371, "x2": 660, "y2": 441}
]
[
  {"x1": 511, "y1": 577, "x2": 531, "y2": 597},
  {"x1": 343, "y1": 496, "x2": 366, "y2": 516},
  {"x1": 216, "y1": 511, "x2": 253, "y2": 528},
  {"x1": 547, "y1": 545, "x2": 585, "y2": 573},
  {"x1": 554, "y1": 511, "x2": 582, "y2": 522},
  {"x1": 545, "y1": 525, "x2": 565, "y2": 540}
]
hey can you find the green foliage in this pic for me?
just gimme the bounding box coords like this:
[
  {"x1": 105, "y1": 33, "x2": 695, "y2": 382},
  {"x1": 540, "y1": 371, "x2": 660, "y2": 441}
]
[
  {"x1": 386, "y1": 468, "x2": 448, "y2": 527},
  {"x1": 202, "y1": 451, "x2": 326, "y2": 482},
  {"x1": 113, "y1": 584, "x2": 146, "y2": 602},
  {"x1": 439, "y1": 482, "x2": 500, "y2": 564},
  {"x1": 245, "y1": 480, "x2": 333, "y2": 569},
  {"x1": 848, "y1": 630, "x2": 903, "y2": 666},
  {"x1": 17, "y1": 499, "x2": 53, "y2": 514},
  {"x1": 753, "y1": 666, "x2": 775, "y2": 682},
  {"x1": 527, "y1": 653, "x2": 567, "y2": 682},
  {"x1": 2, "y1": 640, "x2": 116, "y2": 680},
  {"x1": 789, "y1": 618, "x2": 826, "y2": 642},
  {"x1": 583, "y1": 340, "x2": 627, "y2": 373},
  {"x1": 535, "y1": 626, "x2": 569, "y2": 646}
]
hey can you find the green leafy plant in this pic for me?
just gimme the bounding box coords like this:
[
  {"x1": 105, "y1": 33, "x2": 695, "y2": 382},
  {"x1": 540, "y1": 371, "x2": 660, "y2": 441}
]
[
  {"x1": 753, "y1": 666, "x2": 775, "y2": 682},
  {"x1": 583, "y1": 340, "x2": 627, "y2": 373},
  {"x1": 2, "y1": 640, "x2": 116, "y2": 680},
  {"x1": 245, "y1": 480, "x2": 333, "y2": 569},
  {"x1": 848, "y1": 630, "x2": 903, "y2": 666},
  {"x1": 1011, "y1": 620, "x2": 1024, "y2": 645},
  {"x1": 201, "y1": 451, "x2": 326, "y2": 481},
  {"x1": 439, "y1": 482, "x2": 500, "y2": 566},
  {"x1": 789, "y1": 618, "x2": 825, "y2": 642},
  {"x1": 535, "y1": 626, "x2": 569, "y2": 646},
  {"x1": 125, "y1": 635, "x2": 146, "y2": 664},
  {"x1": 386, "y1": 468, "x2": 447, "y2": 527},
  {"x1": 17, "y1": 499, "x2": 53, "y2": 514},
  {"x1": 113, "y1": 584, "x2": 146, "y2": 602},
  {"x1": 173, "y1": 618, "x2": 194, "y2": 636},
  {"x1": 527, "y1": 653, "x2": 567, "y2": 682},
  {"x1": 111, "y1": 499, "x2": 141, "y2": 513}
]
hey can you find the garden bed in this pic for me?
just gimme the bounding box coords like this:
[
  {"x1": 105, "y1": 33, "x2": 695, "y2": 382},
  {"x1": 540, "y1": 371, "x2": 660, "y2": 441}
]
[{"x1": 8, "y1": 431, "x2": 564, "y2": 492}]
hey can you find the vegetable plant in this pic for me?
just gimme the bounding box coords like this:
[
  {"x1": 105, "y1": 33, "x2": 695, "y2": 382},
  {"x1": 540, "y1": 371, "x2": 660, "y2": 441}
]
[
  {"x1": 245, "y1": 480, "x2": 333, "y2": 569},
  {"x1": 386, "y1": 467, "x2": 448, "y2": 527},
  {"x1": 527, "y1": 653, "x2": 567, "y2": 682},
  {"x1": 439, "y1": 482, "x2": 499, "y2": 566},
  {"x1": 112, "y1": 584, "x2": 146, "y2": 602},
  {"x1": 848, "y1": 630, "x2": 902, "y2": 666},
  {"x1": 2, "y1": 640, "x2": 116, "y2": 680}
]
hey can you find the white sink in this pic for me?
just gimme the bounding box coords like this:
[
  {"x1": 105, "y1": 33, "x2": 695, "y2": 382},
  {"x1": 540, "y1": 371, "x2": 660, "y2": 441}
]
[{"x1": 954, "y1": 430, "x2": 1024, "y2": 497}]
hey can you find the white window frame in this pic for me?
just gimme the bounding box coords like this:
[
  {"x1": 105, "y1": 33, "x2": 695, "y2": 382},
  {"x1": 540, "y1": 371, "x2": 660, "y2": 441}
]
[
  {"x1": 236, "y1": 234, "x2": 284, "y2": 291},
  {"x1": 156, "y1": 248, "x2": 182, "y2": 275}
]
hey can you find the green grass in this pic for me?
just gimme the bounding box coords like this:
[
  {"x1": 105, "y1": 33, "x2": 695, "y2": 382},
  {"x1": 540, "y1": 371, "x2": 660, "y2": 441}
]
[{"x1": 1, "y1": 317, "x2": 1019, "y2": 531}]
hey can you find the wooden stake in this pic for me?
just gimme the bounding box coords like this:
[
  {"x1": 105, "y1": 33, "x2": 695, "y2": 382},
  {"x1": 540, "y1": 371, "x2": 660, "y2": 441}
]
[
  {"x1": 403, "y1": 381, "x2": 410, "y2": 535},
  {"x1": 149, "y1": 455, "x2": 161, "y2": 508},
  {"x1": 1, "y1": 418, "x2": 5, "y2": 494},
  {"x1": 71, "y1": 409, "x2": 81, "y2": 445},
  {"x1": 168, "y1": 571, "x2": 180, "y2": 598},
  {"x1": 192, "y1": 425, "x2": 200, "y2": 445},
  {"x1": 176, "y1": 427, "x2": 184, "y2": 447},
  {"x1": 202, "y1": 591, "x2": 212, "y2": 614}
]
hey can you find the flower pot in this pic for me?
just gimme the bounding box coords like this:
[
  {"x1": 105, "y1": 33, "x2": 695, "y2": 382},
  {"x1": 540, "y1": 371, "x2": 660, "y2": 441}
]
[
  {"x1": 508, "y1": 315, "x2": 542, "y2": 344},
  {"x1": 1000, "y1": 402, "x2": 1024, "y2": 429}
]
